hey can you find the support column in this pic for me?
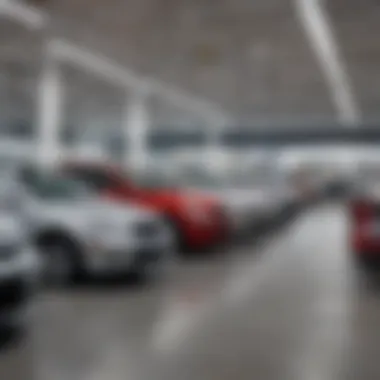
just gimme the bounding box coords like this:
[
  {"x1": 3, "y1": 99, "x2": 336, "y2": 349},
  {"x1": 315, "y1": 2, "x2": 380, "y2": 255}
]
[
  {"x1": 37, "y1": 58, "x2": 62, "y2": 166},
  {"x1": 122, "y1": 92, "x2": 150, "y2": 171}
]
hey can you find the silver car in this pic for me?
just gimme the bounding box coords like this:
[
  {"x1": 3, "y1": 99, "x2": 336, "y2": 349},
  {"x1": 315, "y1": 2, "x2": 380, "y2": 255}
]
[
  {"x1": 17, "y1": 167, "x2": 173, "y2": 285},
  {"x1": 0, "y1": 177, "x2": 39, "y2": 333},
  {"x1": 174, "y1": 168, "x2": 283, "y2": 236}
]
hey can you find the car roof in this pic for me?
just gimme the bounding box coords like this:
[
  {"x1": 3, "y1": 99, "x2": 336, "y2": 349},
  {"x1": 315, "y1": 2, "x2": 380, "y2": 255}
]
[{"x1": 62, "y1": 160, "x2": 123, "y2": 173}]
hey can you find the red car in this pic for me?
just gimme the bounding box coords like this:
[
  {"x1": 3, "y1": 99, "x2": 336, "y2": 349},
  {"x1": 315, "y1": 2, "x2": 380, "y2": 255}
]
[
  {"x1": 60, "y1": 162, "x2": 228, "y2": 252},
  {"x1": 350, "y1": 173, "x2": 380, "y2": 268}
]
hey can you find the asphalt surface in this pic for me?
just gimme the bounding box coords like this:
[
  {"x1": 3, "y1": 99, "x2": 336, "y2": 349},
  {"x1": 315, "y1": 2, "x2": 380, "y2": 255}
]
[{"x1": 1, "y1": 204, "x2": 380, "y2": 380}]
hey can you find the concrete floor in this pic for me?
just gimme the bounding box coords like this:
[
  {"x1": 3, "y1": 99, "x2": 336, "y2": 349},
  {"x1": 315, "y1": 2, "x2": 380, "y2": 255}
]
[{"x1": 0, "y1": 204, "x2": 379, "y2": 380}]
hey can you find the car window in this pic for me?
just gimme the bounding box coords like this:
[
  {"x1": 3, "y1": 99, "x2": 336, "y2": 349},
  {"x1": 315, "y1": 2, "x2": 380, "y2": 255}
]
[
  {"x1": 131, "y1": 171, "x2": 177, "y2": 189},
  {"x1": 64, "y1": 168, "x2": 120, "y2": 191},
  {"x1": 20, "y1": 169, "x2": 90, "y2": 200},
  {"x1": 179, "y1": 171, "x2": 222, "y2": 188}
]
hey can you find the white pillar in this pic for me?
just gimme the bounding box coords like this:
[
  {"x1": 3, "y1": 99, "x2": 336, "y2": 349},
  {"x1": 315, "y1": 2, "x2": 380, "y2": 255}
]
[
  {"x1": 123, "y1": 92, "x2": 150, "y2": 171},
  {"x1": 37, "y1": 58, "x2": 62, "y2": 166}
]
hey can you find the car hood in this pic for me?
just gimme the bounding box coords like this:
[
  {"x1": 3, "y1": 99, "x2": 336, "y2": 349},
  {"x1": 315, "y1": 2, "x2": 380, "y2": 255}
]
[
  {"x1": 119, "y1": 188, "x2": 216, "y2": 209},
  {"x1": 35, "y1": 196, "x2": 157, "y2": 227},
  {"x1": 186, "y1": 187, "x2": 278, "y2": 209}
]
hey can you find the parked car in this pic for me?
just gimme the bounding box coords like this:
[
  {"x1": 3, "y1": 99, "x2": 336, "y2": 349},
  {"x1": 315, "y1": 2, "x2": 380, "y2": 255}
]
[
  {"x1": 0, "y1": 175, "x2": 39, "y2": 334},
  {"x1": 61, "y1": 162, "x2": 228, "y2": 252},
  {"x1": 258, "y1": 169, "x2": 302, "y2": 219},
  {"x1": 291, "y1": 165, "x2": 332, "y2": 202},
  {"x1": 349, "y1": 167, "x2": 380, "y2": 269},
  {"x1": 16, "y1": 166, "x2": 173, "y2": 285},
  {"x1": 173, "y1": 167, "x2": 271, "y2": 235},
  {"x1": 177, "y1": 165, "x2": 299, "y2": 236}
]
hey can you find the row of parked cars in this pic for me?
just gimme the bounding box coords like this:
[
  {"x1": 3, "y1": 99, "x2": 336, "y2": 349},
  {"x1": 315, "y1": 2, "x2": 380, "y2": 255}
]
[{"x1": 0, "y1": 158, "x2": 330, "y2": 335}]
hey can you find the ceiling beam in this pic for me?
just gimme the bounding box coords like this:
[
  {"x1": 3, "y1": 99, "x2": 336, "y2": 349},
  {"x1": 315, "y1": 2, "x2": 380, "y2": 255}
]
[
  {"x1": 0, "y1": 0, "x2": 48, "y2": 29},
  {"x1": 294, "y1": 0, "x2": 360, "y2": 126},
  {"x1": 49, "y1": 39, "x2": 230, "y2": 125}
]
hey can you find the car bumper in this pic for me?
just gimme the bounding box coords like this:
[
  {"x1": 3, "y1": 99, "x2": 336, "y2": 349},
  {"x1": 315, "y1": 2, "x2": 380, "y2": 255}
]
[
  {"x1": 181, "y1": 221, "x2": 227, "y2": 250},
  {"x1": 0, "y1": 276, "x2": 34, "y2": 329},
  {"x1": 353, "y1": 237, "x2": 380, "y2": 256},
  {"x1": 0, "y1": 249, "x2": 40, "y2": 282},
  {"x1": 0, "y1": 250, "x2": 39, "y2": 328},
  {"x1": 84, "y1": 233, "x2": 174, "y2": 275},
  {"x1": 228, "y1": 212, "x2": 264, "y2": 235},
  {"x1": 352, "y1": 223, "x2": 380, "y2": 255},
  {"x1": 248, "y1": 205, "x2": 280, "y2": 225}
]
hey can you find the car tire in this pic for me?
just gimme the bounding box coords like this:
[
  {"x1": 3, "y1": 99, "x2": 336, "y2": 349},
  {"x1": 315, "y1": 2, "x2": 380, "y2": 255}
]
[
  {"x1": 37, "y1": 236, "x2": 83, "y2": 287},
  {"x1": 0, "y1": 324, "x2": 25, "y2": 351},
  {"x1": 354, "y1": 254, "x2": 380, "y2": 272}
]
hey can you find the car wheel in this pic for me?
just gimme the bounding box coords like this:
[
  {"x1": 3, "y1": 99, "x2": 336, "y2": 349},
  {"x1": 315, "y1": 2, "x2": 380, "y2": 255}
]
[
  {"x1": 38, "y1": 238, "x2": 80, "y2": 287},
  {"x1": 354, "y1": 254, "x2": 380, "y2": 272}
]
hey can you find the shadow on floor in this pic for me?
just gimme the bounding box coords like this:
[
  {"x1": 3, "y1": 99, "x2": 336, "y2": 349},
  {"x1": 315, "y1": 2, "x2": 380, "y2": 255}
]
[{"x1": 0, "y1": 327, "x2": 26, "y2": 353}]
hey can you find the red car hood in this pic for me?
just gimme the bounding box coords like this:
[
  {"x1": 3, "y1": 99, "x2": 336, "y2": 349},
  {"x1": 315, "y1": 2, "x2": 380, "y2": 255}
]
[{"x1": 105, "y1": 187, "x2": 216, "y2": 210}]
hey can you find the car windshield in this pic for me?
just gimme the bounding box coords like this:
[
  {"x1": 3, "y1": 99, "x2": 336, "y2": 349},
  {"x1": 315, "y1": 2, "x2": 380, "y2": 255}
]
[
  {"x1": 64, "y1": 167, "x2": 121, "y2": 191},
  {"x1": 179, "y1": 170, "x2": 224, "y2": 189},
  {"x1": 177, "y1": 167, "x2": 281, "y2": 189},
  {"x1": 21, "y1": 170, "x2": 91, "y2": 200}
]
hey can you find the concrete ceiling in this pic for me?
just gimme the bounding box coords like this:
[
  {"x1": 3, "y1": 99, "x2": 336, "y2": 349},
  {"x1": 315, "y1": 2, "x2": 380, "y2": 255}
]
[
  {"x1": 0, "y1": 0, "x2": 379, "y2": 127},
  {"x1": 327, "y1": 0, "x2": 380, "y2": 120},
  {"x1": 50, "y1": 0, "x2": 335, "y2": 123}
]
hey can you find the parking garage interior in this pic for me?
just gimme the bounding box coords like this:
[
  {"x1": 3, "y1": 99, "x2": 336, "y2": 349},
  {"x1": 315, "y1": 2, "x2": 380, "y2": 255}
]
[{"x1": 2, "y1": 1, "x2": 380, "y2": 380}]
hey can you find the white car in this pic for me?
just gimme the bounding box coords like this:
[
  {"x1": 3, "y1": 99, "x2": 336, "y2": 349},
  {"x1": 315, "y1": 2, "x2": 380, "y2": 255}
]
[
  {"x1": 173, "y1": 168, "x2": 280, "y2": 236},
  {"x1": 186, "y1": 164, "x2": 304, "y2": 234},
  {"x1": 17, "y1": 166, "x2": 173, "y2": 285},
  {"x1": 192, "y1": 187, "x2": 276, "y2": 235},
  {"x1": 0, "y1": 177, "x2": 39, "y2": 333}
]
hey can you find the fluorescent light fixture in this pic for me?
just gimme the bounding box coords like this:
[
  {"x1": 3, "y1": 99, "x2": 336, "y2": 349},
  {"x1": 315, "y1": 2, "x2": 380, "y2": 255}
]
[
  {"x1": 295, "y1": 0, "x2": 360, "y2": 126},
  {"x1": 0, "y1": 0, "x2": 48, "y2": 29}
]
